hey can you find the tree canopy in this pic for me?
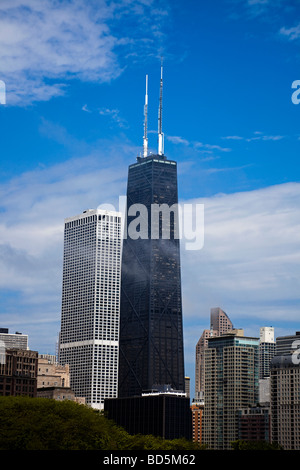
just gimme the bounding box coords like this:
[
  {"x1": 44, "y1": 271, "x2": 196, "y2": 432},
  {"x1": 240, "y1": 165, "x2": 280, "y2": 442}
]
[
  {"x1": 0, "y1": 396, "x2": 203, "y2": 451},
  {"x1": 231, "y1": 440, "x2": 283, "y2": 451}
]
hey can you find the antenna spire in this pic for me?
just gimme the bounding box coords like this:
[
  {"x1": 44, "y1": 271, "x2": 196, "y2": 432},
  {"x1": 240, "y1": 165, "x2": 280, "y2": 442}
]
[
  {"x1": 143, "y1": 74, "x2": 148, "y2": 158},
  {"x1": 158, "y1": 57, "x2": 164, "y2": 156}
]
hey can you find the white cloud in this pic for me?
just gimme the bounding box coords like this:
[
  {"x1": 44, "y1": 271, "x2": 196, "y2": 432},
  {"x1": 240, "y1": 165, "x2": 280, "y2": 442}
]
[
  {"x1": 258, "y1": 135, "x2": 284, "y2": 141},
  {"x1": 223, "y1": 132, "x2": 285, "y2": 142},
  {"x1": 166, "y1": 135, "x2": 189, "y2": 145},
  {"x1": 181, "y1": 182, "x2": 300, "y2": 329},
  {"x1": 194, "y1": 142, "x2": 231, "y2": 152},
  {"x1": 204, "y1": 164, "x2": 251, "y2": 175},
  {"x1": 82, "y1": 104, "x2": 91, "y2": 113},
  {"x1": 222, "y1": 135, "x2": 244, "y2": 140},
  {"x1": 0, "y1": 0, "x2": 119, "y2": 104},
  {"x1": 99, "y1": 107, "x2": 128, "y2": 128},
  {"x1": 0, "y1": 0, "x2": 167, "y2": 105},
  {"x1": 166, "y1": 134, "x2": 232, "y2": 153},
  {"x1": 280, "y1": 24, "x2": 300, "y2": 41}
]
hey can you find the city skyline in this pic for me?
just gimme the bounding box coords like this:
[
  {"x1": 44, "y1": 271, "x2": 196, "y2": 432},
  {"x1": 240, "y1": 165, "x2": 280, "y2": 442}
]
[{"x1": 0, "y1": 0, "x2": 300, "y2": 397}]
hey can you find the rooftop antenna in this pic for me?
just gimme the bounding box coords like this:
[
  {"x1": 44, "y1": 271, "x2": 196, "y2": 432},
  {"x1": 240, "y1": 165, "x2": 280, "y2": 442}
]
[
  {"x1": 143, "y1": 74, "x2": 148, "y2": 158},
  {"x1": 158, "y1": 57, "x2": 164, "y2": 156}
]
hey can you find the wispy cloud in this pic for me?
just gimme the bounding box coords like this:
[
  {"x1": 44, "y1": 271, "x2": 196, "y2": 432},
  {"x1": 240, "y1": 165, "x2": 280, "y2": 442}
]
[
  {"x1": 0, "y1": 0, "x2": 168, "y2": 105},
  {"x1": 81, "y1": 103, "x2": 128, "y2": 128},
  {"x1": 0, "y1": 0, "x2": 118, "y2": 104},
  {"x1": 38, "y1": 118, "x2": 90, "y2": 154},
  {"x1": 227, "y1": 0, "x2": 288, "y2": 22},
  {"x1": 82, "y1": 104, "x2": 92, "y2": 113},
  {"x1": 222, "y1": 135, "x2": 244, "y2": 141},
  {"x1": 182, "y1": 182, "x2": 300, "y2": 329},
  {"x1": 167, "y1": 135, "x2": 190, "y2": 146},
  {"x1": 194, "y1": 141, "x2": 231, "y2": 152},
  {"x1": 99, "y1": 107, "x2": 128, "y2": 128},
  {"x1": 166, "y1": 134, "x2": 232, "y2": 153},
  {"x1": 280, "y1": 23, "x2": 300, "y2": 41},
  {"x1": 204, "y1": 164, "x2": 251, "y2": 175},
  {"x1": 222, "y1": 132, "x2": 285, "y2": 142}
]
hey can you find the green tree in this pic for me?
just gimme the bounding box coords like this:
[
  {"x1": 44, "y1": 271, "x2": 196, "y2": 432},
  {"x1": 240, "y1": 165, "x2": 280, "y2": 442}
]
[
  {"x1": 0, "y1": 396, "x2": 204, "y2": 451},
  {"x1": 231, "y1": 440, "x2": 283, "y2": 451}
]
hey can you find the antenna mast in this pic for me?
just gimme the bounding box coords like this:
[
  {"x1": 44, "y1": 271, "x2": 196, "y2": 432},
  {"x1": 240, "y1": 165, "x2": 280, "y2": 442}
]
[
  {"x1": 158, "y1": 58, "x2": 164, "y2": 156},
  {"x1": 143, "y1": 74, "x2": 148, "y2": 158}
]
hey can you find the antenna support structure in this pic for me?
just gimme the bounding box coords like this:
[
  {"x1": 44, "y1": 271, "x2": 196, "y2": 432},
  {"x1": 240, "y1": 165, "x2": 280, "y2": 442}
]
[
  {"x1": 142, "y1": 59, "x2": 165, "y2": 158},
  {"x1": 143, "y1": 74, "x2": 148, "y2": 158},
  {"x1": 158, "y1": 58, "x2": 164, "y2": 156}
]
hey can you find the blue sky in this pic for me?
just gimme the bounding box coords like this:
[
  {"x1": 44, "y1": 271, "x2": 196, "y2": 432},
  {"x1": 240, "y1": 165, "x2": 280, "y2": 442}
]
[{"x1": 1, "y1": 0, "x2": 300, "y2": 396}]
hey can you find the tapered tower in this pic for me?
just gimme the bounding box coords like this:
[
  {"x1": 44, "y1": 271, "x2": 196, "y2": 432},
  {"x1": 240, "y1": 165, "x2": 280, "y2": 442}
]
[{"x1": 118, "y1": 65, "x2": 185, "y2": 397}]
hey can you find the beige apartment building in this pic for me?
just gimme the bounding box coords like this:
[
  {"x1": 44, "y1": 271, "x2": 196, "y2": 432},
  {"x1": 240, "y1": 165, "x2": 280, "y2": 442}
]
[
  {"x1": 37, "y1": 354, "x2": 85, "y2": 404},
  {"x1": 195, "y1": 308, "x2": 233, "y2": 400}
]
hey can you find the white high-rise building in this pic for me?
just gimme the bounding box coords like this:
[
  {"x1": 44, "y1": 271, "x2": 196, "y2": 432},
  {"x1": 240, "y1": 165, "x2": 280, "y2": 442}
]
[
  {"x1": 259, "y1": 326, "x2": 275, "y2": 380},
  {"x1": 0, "y1": 328, "x2": 28, "y2": 350},
  {"x1": 260, "y1": 326, "x2": 275, "y2": 344},
  {"x1": 59, "y1": 208, "x2": 122, "y2": 410}
]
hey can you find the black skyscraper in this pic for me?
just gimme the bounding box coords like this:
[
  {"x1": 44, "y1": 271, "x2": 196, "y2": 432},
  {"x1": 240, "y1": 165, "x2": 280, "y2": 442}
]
[{"x1": 118, "y1": 153, "x2": 185, "y2": 398}]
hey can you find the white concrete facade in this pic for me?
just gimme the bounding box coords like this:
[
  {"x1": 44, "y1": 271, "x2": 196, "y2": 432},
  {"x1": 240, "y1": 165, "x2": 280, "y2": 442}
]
[{"x1": 59, "y1": 209, "x2": 122, "y2": 410}]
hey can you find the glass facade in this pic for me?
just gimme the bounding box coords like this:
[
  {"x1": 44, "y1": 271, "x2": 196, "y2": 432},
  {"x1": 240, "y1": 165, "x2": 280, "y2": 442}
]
[
  {"x1": 118, "y1": 154, "x2": 184, "y2": 398},
  {"x1": 204, "y1": 333, "x2": 259, "y2": 450},
  {"x1": 104, "y1": 393, "x2": 192, "y2": 440}
]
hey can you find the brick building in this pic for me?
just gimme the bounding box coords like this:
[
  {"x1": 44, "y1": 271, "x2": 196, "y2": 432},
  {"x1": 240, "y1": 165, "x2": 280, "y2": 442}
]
[
  {"x1": 0, "y1": 348, "x2": 38, "y2": 397},
  {"x1": 191, "y1": 400, "x2": 204, "y2": 444},
  {"x1": 237, "y1": 406, "x2": 270, "y2": 443}
]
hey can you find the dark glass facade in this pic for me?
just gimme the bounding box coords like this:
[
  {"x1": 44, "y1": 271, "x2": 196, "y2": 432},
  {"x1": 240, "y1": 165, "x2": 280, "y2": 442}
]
[
  {"x1": 118, "y1": 154, "x2": 184, "y2": 397},
  {"x1": 104, "y1": 394, "x2": 192, "y2": 440}
]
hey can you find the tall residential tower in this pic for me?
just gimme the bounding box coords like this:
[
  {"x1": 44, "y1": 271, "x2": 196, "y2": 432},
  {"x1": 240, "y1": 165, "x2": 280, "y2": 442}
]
[
  {"x1": 259, "y1": 326, "x2": 275, "y2": 379},
  {"x1": 203, "y1": 330, "x2": 259, "y2": 450},
  {"x1": 195, "y1": 308, "x2": 233, "y2": 400}
]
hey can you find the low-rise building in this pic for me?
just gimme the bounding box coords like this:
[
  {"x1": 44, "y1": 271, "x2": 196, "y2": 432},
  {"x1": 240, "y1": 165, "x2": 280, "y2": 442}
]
[
  {"x1": 37, "y1": 354, "x2": 70, "y2": 388},
  {"x1": 237, "y1": 406, "x2": 270, "y2": 443},
  {"x1": 37, "y1": 354, "x2": 85, "y2": 404},
  {"x1": 37, "y1": 386, "x2": 85, "y2": 404}
]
